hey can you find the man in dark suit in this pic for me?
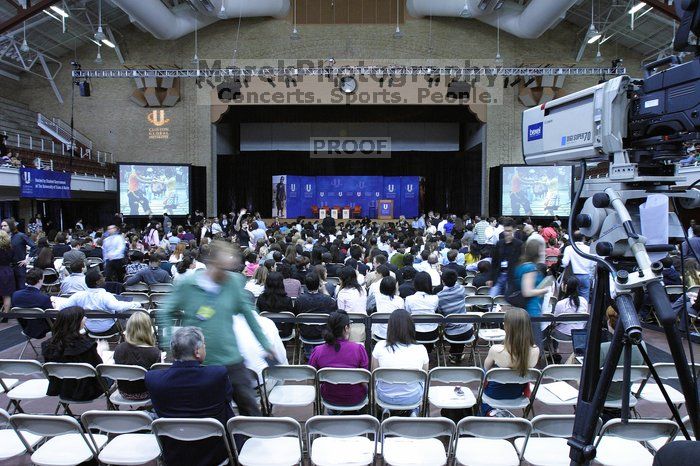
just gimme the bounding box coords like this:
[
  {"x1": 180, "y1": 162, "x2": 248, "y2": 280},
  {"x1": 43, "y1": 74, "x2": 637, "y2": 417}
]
[
  {"x1": 145, "y1": 327, "x2": 234, "y2": 466},
  {"x1": 51, "y1": 232, "x2": 71, "y2": 258},
  {"x1": 322, "y1": 253, "x2": 342, "y2": 278},
  {"x1": 11, "y1": 267, "x2": 52, "y2": 339},
  {"x1": 443, "y1": 250, "x2": 467, "y2": 278},
  {"x1": 294, "y1": 273, "x2": 337, "y2": 359}
]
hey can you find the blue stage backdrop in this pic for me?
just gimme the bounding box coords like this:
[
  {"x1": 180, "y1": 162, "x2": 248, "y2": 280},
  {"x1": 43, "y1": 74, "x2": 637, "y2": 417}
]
[
  {"x1": 20, "y1": 168, "x2": 71, "y2": 199},
  {"x1": 274, "y1": 176, "x2": 419, "y2": 219}
]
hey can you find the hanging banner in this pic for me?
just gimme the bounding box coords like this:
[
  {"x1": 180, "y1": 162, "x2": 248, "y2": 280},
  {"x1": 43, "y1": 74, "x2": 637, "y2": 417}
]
[{"x1": 20, "y1": 168, "x2": 71, "y2": 199}]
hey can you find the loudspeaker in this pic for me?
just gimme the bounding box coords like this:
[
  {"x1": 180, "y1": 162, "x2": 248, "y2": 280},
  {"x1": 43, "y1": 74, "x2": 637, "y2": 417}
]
[{"x1": 79, "y1": 81, "x2": 91, "y2": 97}]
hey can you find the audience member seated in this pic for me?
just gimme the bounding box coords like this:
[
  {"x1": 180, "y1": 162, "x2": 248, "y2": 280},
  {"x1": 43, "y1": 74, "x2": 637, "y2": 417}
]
[
  {"x1": 398, "y1": 267, "x2": 417, "y2": 299},
  {"x1": 234, "y1": 308, "x2": 288, "y2": 386},
  {"x1": 313, "y1": 264, "x2": 336, "y2": 297},
  {"x1": 41, "y1": 306, "x2": 109, "y2": 402},
  {"x1": 33, "y1": 238, "x2": 54, "y2": 270},
  {"x1": 405, "y1": 271, "x2": 440, "y2": 352},
  {"x1": 279, "y1": 263, "x2": 302, "y2": 298},
  {"x1": 172, "y1": 253, "x2": 198, "y2": 284},
  {"x1": 471, "y1": 260, "x2": 489, "y2": 288},
  {"x1": 545, "y1": 238, "x2": 561, "y2": 267},
  {"x1": 437, "y1": 269, "x2": 473, "y2": 364},
  {"x1": 366, "y1": 265, "x2": 391, "y2": 311},
  {"x1": 257, "y1": 271, "x2": 295, "y2": 338},
  {"x1": 52, "y1": 232, "x2": 71, "y2": 258},
  {"x1": 169, "y1": 243, "x2": 186, "y2": 263},
  {"x1": 294, "y1": 272, "x2": 338, "y2": 358},
  {"x1": 59, "y1": 268, "x2": 142, "y2": 337},
  {"x1": 124, "y1": 254, "x2": 172, "y2": 286},
  {"x1": 684, "y1": 257, "x2": 700, "y2": 287},
  {"x1": 323, "y1": 252, "x2": 342, "y2": 277},
  {"x1": 550, "y1": 276, "x2": 588, "y2": 345},
  {"x1": 371, "y1": 310, "x2": 428, "y2": 417},
  {"x1": 113, "y1": 311, "x2": 161, "y2": 401},
  {"x1": 310, "y1": 310, "x2": 369, "y2": 413},
  {"x1": 244, "y1": 264, "x2": 268, "y2": 298},
  {"x1": 426, "y1": 253, "x2": 442, "y2": 287},
  {"x1": 60, "y1": 261, "x2": 88, "y2": 295},
  {"x1": 372, "y1": 276, "x2": 404, "y2": 340},
  {"x1": 125, "y1": 251, "x2": 149, "y2": 275},
  {"x1": 481, "y1": 308, "x2": 540, "y2": 416},
  {"x1": 443, "y1": 250, "x2": 467, "y2": 278},
  {"x1": 336, "y1": 266, "x2": 368, "y2": 342},
  {"x1": 145, "y1": 327, "x2": 234, "y2": 466},
  {"x1": 11, "y1": 267, "x2": 52, "y2": 339},
  {"x1": 62, "y1": 239, "x2": 87, "y2": 271}
]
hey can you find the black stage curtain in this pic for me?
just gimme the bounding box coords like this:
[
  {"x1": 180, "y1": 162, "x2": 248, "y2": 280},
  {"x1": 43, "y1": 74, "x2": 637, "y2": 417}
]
[{"x1": 217, "y1": 149, "x2": 482, "y2": 218}]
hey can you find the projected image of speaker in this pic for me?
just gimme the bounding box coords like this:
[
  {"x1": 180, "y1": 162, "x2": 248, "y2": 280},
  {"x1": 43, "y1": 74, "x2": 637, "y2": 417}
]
[
  {"x1": 118, "y1": 163, "x2": 191, "y2": 216},
  {"x1": 500, "y1": 165, "x2": 573, "y2": 217}
]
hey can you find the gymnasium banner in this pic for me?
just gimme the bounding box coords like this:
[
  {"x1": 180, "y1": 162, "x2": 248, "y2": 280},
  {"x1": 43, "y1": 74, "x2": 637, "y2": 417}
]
[
  {"x1": 20, "y1": 168, "x2": 71, "y2": 199},
  {"x1": 273, "y1": 175, "x2": 417, "y2": 219}
]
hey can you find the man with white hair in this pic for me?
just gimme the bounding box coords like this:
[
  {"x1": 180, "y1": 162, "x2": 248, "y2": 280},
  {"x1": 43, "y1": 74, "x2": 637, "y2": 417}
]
[{"x1": 426, "y1": 253, "x2": 441, "y2": 287}]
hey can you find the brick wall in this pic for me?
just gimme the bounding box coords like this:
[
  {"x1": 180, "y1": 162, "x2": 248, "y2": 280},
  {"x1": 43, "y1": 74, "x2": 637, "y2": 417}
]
[{"x1": 0, "y1": 15, "x2": 642, "y2": 215}]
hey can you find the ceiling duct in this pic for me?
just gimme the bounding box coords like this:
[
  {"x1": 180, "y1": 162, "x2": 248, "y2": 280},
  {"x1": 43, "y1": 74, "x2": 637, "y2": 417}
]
[
  {"x1": 406, "y1": 0, "x2": 578, "y2": 39},
  {"x1": 112, "y1": 0, "x2": 290, "y2": 40}
]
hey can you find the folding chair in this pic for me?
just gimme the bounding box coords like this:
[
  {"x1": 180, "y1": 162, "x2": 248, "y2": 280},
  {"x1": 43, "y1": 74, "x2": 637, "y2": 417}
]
[
  {"x1": 260, "y1": 311, "x2": 297, "y2": 364},
  {"x1": 81, "y1": 410, "x2": 161, "y2": 465},
  {"x1": 41, "y1": 268, "x2": 61, "y2": 295},
  {"x1": 493, "y1": 295, "x2": 509, "y2": 308},
  {"x1": 380, "y1": 417, "x2": 455, "y2": 466},
  {"x1": 372, "y1": 368, "x2": 427, "y2": 418},
  {"x1": 306, "y1": 415, "x2": 379, "y2": 466},
  {"x1": 326, "y1": 277, "x2": 341, "y2": 287},
  {"x1": 478, "y1": 368, "x2": 541, "y2": 416},
  {"x1": 426, "y1": 367, "x2": 483, "y2": 414},
  {"x1": 96, "y1": 364, "x2": 151, "y2": 409},
  {"x1": 149, "y1": 283, "x2": 173, "y2": 293},
  {"x1": 227, "y1": 416, "x2": 302, "y2": 466},
  {"x1": 648, "y1": 415, "x2": 695, "y2": 451},
  {"x1": 124, "y1": 282, "x2": 149, "y2": 292},
  {"x1": 632, "y1": 363, "x2": 700, "y2": 415},
  {"x1": 594, "y1": 418, "x2": 678, "y2": 466},
  {"x1": 475, "y1": 311, "x2": 506, "y2": 355},
  {"x1": 412, "y1": 314, "x2": 444, "y2": 364},
  {"x1": 545, "y1": 312, "x2": 587, "y2": 364},
  {"x1": 455, "y1": 416, "x2": 532, "y2": 466},
  {"x1": 297, "y1": 313, "x2": 330, "y2": 363},
  {"x1": 149, "y1": 292, "x2": 171, "y2": 309},
  {"x1": 0, "y1": 408, "x2": 42, "y2": 461},
  {"x1": 463, "y1": 285, "x2": 477, "y2": 297},
  {"x1": 0, "y1": 359, "x2": 49, "y2": 413},
  {"x1": 120, "y1": 292, "x2": 151, "y2": 307},
  {"x1": 9, "y1": 307, "x2": 52, "y2": 359},
  {"x1": 42, "y1": 362, "x2": 112, "y2": 415},
  {"x1": 87, "y1": 257, "x2": 103, "y2": 269},
  {"x1": 441, "y1": 314, "x2": 480, "y2": 365},
  {"x1": 150, "y1": 362, "x2": 172, "y2": 370},
  {"x1": 604, "y1": 366, "x2": 649, "y2": 412},
  {"x1": 152, "y1": 418, "x2": 234, "y2": 466},
  {"x1": 262, "y1": 365, "x2": 317, "y2": 416},
  {"x1": 465, "y1": 295, "x2": 494, "y2": 313},
  {"x1": 370, "y1": 312, "x2": 392, "y2": 343},
  {"x1": 514, "y1": 415, "x2": 577, "y2": 466},
  {"x1": 10, "y1": 414, "x2": 107, "y2": 466},
  {"x1": 316, "y1": 368, "x2": 371, "y2": 414},
  {"x1": 84, "y1": 309, "x2": 123, "y2": 341},
  {"x1": 476, "y1": 286, "x2": 491, "y2": 296},
  {"x1": 528, "y1": 364, "x2": 582, "y2": 416}
]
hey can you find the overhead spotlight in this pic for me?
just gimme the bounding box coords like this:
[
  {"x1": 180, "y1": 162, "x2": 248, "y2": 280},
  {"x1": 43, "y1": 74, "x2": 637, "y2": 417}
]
[
  {"x1": 595, "y1": 49, "x2": 603, "y2": 63},
  {"x1": 192, "y1": 53, "x2": 199, "y2": 65},
  {"x1": 101, "y1": 39, "x2": 115, "y2": 48},
  {"x1": 339, "y1": 76, "x2": 357, "y2": 94},
  {"x1": 494, "y1": 0, "x2": 505, "y2": 10},
  {"x1": 20, "y1": 38, "x2": 30, "y2": 53},
  {"x1": 94, "y1": 26, "x2": 106, "y2": 42},
  {"x1": 393, "y1": 25, "x2": 404, "y2": 39},
  {"x1": 94, "y1": 47, "x2": 103, "y2": 64},
  {"x1": 585, "y1": 23, "x2": 601, "y2": 44},
  {"x1": 217, "y1": 1, "x2": 226, "y2": 19},
  {"x1": 327, "y1": 57, "x2": 336, "y2": 66},
  {"x1": 460, "y1": 0, "x2": 471, "y2": 18},
  {"x1": 50, "y1": 6, "x2": 69, "y2": 18}
]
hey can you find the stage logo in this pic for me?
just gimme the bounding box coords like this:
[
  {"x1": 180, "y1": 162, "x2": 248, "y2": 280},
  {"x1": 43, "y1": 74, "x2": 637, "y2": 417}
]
[
  {"x1": 147, "y1": 110, "x2": 171, "y2": 140},
  {"x1": 310, "y1": 137, "x2": 391, "y2": 158}
]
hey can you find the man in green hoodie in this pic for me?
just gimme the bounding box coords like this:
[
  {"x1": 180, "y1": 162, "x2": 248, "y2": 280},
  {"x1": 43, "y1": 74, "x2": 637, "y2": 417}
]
[{"x1": 159, "y1": 240, "x2": 273, "y2": 416}]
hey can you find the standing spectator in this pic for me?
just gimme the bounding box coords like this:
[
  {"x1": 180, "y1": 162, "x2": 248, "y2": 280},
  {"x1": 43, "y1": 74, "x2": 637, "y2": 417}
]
[
  {"x1": 437, "y1": 269, "x2": 473, "y2": 364},
  {"x1": 481, "y1": 308, "x2": 540, "y2": 416},
  {"x1": 487, "y1": 218, "x2": 522, "y2": 297},
  {"x1": 103, "y1": 225, "x2": 126, "y2": 283},
  {"x1": 561, "y1": 232, "x2": 595, "y2": 302},
  {"x1": 145, "y1": 327, "x2": 234, "y2": 466},
  {"x1": 513, "y1": 241, "x2": 549, "y2": 349},
  {"x1": 157, "y1": 241, "x2": 273, "y2": 417},
  {"x1": 405, "y1": 271, "x2": 440, "y2": 352},
  {"x1": 113, "y1": 312, "x2": 161, "y2": 401},
  {"x1": 310, "y1": 311, "x2": 369, "y2": 413},
  {"x1": 545, "y1": 238, "x2": 561, "y2": 267},
  {"x1": 163, "y1": 213, "x2": 172, "y2": 236},
  {"x1": 2, "y1": 218, "x2": 35, "y2": 290},
  {"x1": 371, "y1": 310, "x2": 429, "y2": 417},
  {"x1": 0, "y1": 230, "x2": 15, "y2": 316}
]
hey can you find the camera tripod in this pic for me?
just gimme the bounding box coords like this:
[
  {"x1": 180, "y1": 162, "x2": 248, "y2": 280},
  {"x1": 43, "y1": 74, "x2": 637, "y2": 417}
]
[{"x1": 565, "y1": 182, "x2": 700, "y2": 465}]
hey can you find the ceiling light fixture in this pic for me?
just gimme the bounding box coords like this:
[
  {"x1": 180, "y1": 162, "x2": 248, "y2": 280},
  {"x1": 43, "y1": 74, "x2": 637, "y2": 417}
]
[
  {"x1": 94, "y1": 0, "x2": 106, "y2": 41},
  {"x1": 50, "y1": 6, "x2": 69, "y2": 18},
  {"x1": 291, "y1": 0, "x2": 300, "y2": 40},
  {"x1": 20, "y1": 21, "x2": 29, "y2": 52},
  {"x1": 95, "y1": 45, "x2": 103, "y2": 64},
  {"x1": 101, "y1": 39, "x2": 115, "y2": 48},
  {"x1": 459, "y1": 0, "x2": 471, "y2": 18},
  {"x1": 629, "y1": 3, "x2": 645, "y2": 15},
  {"x1": 192, "y1": 17, "x2": 199, "y2": 64},
  {"x1": 393, "y1": 0, "x2": 403, "y2": 38},
  {"x1": 218, "y1": 1, "x2": 226, "y2": 19},
  {"x1": 495, "y1": 13, "x2": 503, "y2": 65}
]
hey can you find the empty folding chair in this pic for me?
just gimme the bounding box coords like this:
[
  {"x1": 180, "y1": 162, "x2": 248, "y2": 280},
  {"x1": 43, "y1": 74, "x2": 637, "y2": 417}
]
[
  {"x1": 42, "y1": 362, "x2": 112, "y2": 415},
  {"x1": 476, "y1": 286, "x2": 491, "y2": 296},
  {"x1": 10, "y1": 414, "x2": 107, "y2": 466},
  {"x1": 81, "y1": 410, "x2": 160, "y2": 465},
  {"x1": 427, "y1": 367, "x2": 483, "y2": 415},
  {"x1": 306, "y1": 415, "x2": 379, "y2": 466},
  {"x1": 478, "y1": 367, "x2": 541, "y2": 416},
  {"x1": 594, "y1": 418, "x2": 678, "y2": 466},
  {"x1": 514, "y1": 415, "x2": 577, "y2": 466},
  {"x1": 125, "y1": 282, "x2": 149, "y2": 293},
  {"x1": 648, "y1": 415, "x2": 694, "y2": 452},
  {"x1": 455, "y1": 416, "x2": 532, "y2": 466},
  {"x1": 604, "y1": 366, "x2": 649, "y2": 412},
  {"x1": 152, "y1": 418, "x2": 234, "y2": 466},
  {"x1": 493, "y1": 295, "x2": 509, "y2": 308},
  {"x1": 96, "y1": 364, "x2": 151, "y2": 409},
  {"x1": 528, "y1": 365, "x2": 582, "y2": 416},
  {"x1": 0, "y1": 408, "x2": 42, "y2": 461},
  {"x1": 120, "y1": 292, "x2": 151, "y2": 307},
  {"x1": 476, "y1": 311, "x2": 506, "y2": 348},
  {"x1": 632, "y1": 363, "x2": 700, "y2": 414},
  {"x1": 262, "y1": 365, "x2": 317, "y2": 416},
  {"x1": 9, "y1": 307, "x2": 52, "y2": 359},
  {"x1": 463, "y1": 285, "x2": 477, "y2": 297},
  {"x1": 380, "y1": 417, "x2": 455, "y2": 466},
  {"x1": 316, "y1": 368, "x2": 371, "y2": 414},
  {"x1": 227, "y1": 416, "x2": 302, "y2": 466},
  {"x1": 441, "y1": 314, "x2": 480, "y2": 365},
  {"x1": 149, "y1": 292, "x2": 171, "y2": 309},
  {"x1": 149, "y1": 283, "x2": 173, "y2": 293},
  {"x1": 372, "y1": 368, "x2": 427, "y2": 418},
  {"x1": 41, "y1": 268, "x2": 61, "y2": 294},
  {"x1": 0, "y1": 359, "x2": 49, "y2": 413},
  {"x1": 466, "y1": 295, "x2": 493, "y2": 313}
]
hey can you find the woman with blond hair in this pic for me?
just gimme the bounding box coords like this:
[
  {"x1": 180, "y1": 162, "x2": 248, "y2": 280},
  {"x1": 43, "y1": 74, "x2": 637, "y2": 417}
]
[
  {"x1": 169, "y1": 242, "x2": 187, "y2": 263},
  {"x1": 245, "y1": 264, "x2": 268, "y2": 298},
  {"x1": 0, "y1": 230, "x2": 15, "y2": 315},
  {"x1": 113, "y1": 311, "x2": 161, "y2": 401},
  {"x1": 481, "y1": 308, "x2": 540, "y2": 416},
  {"x1": 684, "y1": 257, "x2": 700, "y2": 287}
]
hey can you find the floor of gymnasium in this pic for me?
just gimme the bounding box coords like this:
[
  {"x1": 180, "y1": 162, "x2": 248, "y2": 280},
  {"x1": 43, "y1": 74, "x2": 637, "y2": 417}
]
[{"x1": 0, "y1": 319, "x2": 697, "y2": 466}]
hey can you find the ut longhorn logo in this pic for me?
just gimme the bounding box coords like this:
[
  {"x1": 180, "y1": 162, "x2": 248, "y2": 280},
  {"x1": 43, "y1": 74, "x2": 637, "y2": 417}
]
[
  {"x1": 23, "y1": 170, "x2": 31, "y2": 184},
  {"x1": 147, "y1": 110, "x2": 171, "y2": 127}
]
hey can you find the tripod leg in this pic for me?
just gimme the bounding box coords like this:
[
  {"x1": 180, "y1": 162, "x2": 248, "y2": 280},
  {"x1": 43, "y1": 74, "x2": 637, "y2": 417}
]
[{"x1": 646, "y1": 280, "x2": 700, "y2": 437}]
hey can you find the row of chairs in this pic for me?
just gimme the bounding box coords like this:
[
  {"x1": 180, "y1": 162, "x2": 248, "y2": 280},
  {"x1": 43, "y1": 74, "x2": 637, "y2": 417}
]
[
  {"x1": 122, "y1": 282, "x2": 174, "y2": 293},
  {"x1": 1, "y1": 410, "x2": 686, "y2": 466}
]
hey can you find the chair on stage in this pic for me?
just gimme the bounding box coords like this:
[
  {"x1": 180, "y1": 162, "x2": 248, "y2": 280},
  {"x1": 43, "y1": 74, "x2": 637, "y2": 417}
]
[
  {"x1": 311, "y1": 205, "x2": 320, "y2": 217},
  {"x1": 353, "y1": 205, "x2": 362, "y2": 218}
]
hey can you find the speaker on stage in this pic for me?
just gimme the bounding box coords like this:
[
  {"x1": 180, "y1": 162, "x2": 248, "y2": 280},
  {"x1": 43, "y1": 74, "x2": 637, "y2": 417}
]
[{"x1": 78, "y1": 81, "x2": 91, "y2": 97}]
